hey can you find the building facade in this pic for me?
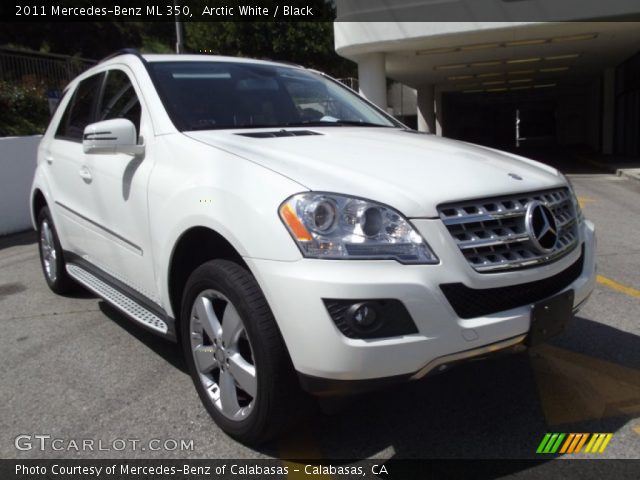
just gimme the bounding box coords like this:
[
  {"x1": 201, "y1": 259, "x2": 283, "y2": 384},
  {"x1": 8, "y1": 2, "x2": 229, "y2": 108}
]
[{"x1": 334, "y1": 1, "x2": 640, "y2": 158}]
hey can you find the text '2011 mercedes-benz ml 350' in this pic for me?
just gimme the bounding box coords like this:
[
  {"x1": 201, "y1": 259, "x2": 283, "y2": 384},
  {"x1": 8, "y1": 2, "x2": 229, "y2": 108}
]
[{"x1": 31, "y1": 50, "x2": 596, "y2": 444}]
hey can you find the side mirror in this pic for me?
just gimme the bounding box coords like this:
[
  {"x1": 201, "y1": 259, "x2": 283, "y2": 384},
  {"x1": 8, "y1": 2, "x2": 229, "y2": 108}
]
[{"x1": 83, "y1": 119, "x2": 145, "y2": 156}]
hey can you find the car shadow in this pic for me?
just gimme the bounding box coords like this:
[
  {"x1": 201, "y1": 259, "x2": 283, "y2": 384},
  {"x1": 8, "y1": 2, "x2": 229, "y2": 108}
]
[
  {"x1": 269, "y1": 315, "x2": 639, "y2": 469},
  {"x1": 98, "y1": 301, "x2": 187, "y2": 374},
  {"x1": 96, "y1": 297, "x2": 639, "y2": 471},
  {"x1": 551, "y1": 315, "x2": 640, "y2": 369},
  {"x1": 0, "y1": 229, "x2": 37, "y2": 251}
]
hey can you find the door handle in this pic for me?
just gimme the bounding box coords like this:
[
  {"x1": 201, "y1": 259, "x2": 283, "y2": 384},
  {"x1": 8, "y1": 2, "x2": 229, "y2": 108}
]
[
  {"x1": 45, "y1": 155, "x2": 54, "y2": 165},
  {"x1": 79, "y1": 166, "x2": 93, "y2": 182}
]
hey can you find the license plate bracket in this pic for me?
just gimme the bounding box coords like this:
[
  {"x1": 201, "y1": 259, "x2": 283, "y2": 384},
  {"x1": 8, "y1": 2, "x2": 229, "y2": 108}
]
[{"x1": 526, "y1": 290, "x2": 574, "y2": 346}]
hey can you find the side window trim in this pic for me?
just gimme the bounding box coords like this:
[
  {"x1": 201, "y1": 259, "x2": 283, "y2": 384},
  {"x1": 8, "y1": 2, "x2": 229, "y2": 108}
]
[
  {"x1": 53, "y1": 89, "x2": 76, "y2": 142},
  {"x1": 95, "y1": 71, "x2": 109, "y2": 125},
  {"x1": 99, "y1": 68, "x2": 143, "y2": 140},
  {"x1": 54, "y1": 72, "x2": 106, "y2": 143}
]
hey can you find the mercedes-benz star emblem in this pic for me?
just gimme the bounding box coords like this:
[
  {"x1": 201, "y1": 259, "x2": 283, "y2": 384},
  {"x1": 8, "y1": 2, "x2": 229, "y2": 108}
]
[{"x1": 525, "y1": 201, "x2": 558, "y2": 254}]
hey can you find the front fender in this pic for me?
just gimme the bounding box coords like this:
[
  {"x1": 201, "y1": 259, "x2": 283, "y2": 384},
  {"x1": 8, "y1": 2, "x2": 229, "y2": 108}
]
[{"x1": 148, "y1": 134, "x2": 307, "y2": 316}]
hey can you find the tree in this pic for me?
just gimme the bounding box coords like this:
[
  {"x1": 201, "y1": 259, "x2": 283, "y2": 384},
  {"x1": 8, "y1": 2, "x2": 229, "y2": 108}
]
[
  {"x1": 185, "y1": 22, "x2": 355, "y2": 78},
  {"x1": 1, "y1": 19, "x2": 354, "y2": 77},
  {"x1": 0, "y1": 22, "x2": 144, "y2": 59}
]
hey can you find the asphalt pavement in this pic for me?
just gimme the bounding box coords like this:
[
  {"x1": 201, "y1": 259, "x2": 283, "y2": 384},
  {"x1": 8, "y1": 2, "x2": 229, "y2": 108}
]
[{"x1": 1, "y1": 174, "x2": 638, "y2": 468}]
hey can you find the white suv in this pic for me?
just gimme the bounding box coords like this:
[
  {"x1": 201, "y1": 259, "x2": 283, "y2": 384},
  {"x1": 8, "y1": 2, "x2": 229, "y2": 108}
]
[{"x1": 31, "y1": 50, "x2": 596, "y2": 444}]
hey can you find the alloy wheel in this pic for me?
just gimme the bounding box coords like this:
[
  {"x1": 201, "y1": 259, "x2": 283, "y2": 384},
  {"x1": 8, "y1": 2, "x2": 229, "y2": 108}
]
[
  {"x1": 40, "y1": 219, "x2": 58, "y2": 282},
  {"x1": 189, "y1": 289, "x2": 257, "y2": 421}
]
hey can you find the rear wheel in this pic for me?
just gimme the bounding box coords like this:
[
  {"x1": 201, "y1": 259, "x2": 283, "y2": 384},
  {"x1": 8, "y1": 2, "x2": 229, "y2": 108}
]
[
  {"x1": 37, "y1": 207, "x2": 76, "y2": 294},
  {"x1": 181, "y1": 260, "x2": 303, "y2": 444}
]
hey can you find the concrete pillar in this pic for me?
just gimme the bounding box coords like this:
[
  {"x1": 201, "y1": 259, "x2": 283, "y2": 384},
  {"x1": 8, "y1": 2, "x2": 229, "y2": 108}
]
[
  {"x1": 357, "y1": 53, "x2": 387, "y2": 109},
  {"x1": 417, "y1": 84, "x2": 436, "y2": 133},
  {"x1": 602, "y1": 67, "x2": 615, "y2": 155},
  {"x1": 435, "y1": 87, "x2": 443, "y2": 136}
]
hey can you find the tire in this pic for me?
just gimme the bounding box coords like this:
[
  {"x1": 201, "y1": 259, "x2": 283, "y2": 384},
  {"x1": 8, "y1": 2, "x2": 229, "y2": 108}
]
[
  {"x1": 180, "y1": 260, "x2": 304, "y2": 445},
  {"x1": 37, "y1": 206, "x2": 77, "y2": 295}
]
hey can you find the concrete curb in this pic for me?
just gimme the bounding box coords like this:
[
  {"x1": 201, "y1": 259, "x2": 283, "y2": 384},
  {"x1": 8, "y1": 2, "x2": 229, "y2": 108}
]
[
  {"x1": 573, "y1": 154, "x2": 640, "y2": 183},
  {"x1": 617, "y1": 168, "x2": 640, "y2": 182}
]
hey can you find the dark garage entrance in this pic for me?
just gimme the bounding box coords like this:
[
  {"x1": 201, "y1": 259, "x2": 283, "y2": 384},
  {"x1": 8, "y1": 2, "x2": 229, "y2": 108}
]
[{"x1": 441, "y1": 79, "x2": 603, "y2": 172}]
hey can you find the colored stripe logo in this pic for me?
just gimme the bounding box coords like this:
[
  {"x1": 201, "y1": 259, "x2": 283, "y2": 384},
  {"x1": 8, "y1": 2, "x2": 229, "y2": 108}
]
[{"x1": 536, "y1": 433, "x2": 613, "y2": 454}]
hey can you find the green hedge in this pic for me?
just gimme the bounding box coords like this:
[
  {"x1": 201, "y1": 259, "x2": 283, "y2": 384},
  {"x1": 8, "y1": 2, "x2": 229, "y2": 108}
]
[{"x1": 0, "y1": 81, "x2": 50, "y2": 137}]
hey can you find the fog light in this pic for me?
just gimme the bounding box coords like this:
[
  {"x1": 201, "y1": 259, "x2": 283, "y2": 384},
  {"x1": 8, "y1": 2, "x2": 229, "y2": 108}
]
[
  {"x1": 323, "y1": 298, "x2": 418, "y2": 339},
  {"x1": 346, "y1": 302, "x2": 379, "y2": 330}
]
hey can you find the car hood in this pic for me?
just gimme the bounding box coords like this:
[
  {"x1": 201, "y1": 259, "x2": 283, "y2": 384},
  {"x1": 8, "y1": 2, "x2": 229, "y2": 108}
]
[{"x1": 185, "y1": 127, "x2": 564, "y2": 217}]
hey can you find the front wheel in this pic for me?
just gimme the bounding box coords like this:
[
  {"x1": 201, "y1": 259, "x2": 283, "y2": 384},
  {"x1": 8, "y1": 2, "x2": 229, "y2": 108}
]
[{"x1": 180, "y1": 260, "x2": 303, "y2": 445}]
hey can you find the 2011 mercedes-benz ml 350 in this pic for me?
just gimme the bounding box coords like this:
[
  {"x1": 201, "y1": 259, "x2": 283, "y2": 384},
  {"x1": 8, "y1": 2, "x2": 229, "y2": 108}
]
[{"x1": 31, "y1": 50, "x2": 596, "y2": 444}]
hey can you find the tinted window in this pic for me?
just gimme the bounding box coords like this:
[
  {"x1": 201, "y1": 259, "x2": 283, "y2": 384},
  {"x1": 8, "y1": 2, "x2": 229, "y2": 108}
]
[
  {"x1": 98, "y1": 69, "x2": 142, "y2": 135},
  {"x1": 56, "y1": 73, "x2": 104, "y2": 140},
  {"x1": 149, "y1": 62, "x2": 399, "y2": 131}
]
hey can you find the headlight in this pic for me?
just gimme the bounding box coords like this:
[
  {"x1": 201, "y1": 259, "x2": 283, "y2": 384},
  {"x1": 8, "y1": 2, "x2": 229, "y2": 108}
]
[
  {"x1": 279, "y1": 193, "x2": 439, "y2": 264},
  {"x1": 561, "y1": 173, "x2": 583, "y2": 223}
]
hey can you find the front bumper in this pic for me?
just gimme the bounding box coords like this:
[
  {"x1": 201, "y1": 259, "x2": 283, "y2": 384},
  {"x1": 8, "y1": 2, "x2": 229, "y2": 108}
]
[{"x1": 246, "y1": 219, "x2": 596, "y2": 392}]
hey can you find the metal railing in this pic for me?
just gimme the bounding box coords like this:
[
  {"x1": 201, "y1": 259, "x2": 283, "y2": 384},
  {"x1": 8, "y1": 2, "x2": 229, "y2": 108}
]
[
  {"x1": 337, "y1": 77, "x2": 359, "y2": 91},
  {"x1": 0, "y1": 47, "x2": 96, "y2": 89}
]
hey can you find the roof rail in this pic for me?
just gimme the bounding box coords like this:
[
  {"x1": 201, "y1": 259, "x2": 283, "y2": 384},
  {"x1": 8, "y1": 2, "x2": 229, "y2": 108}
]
[
  {"x1": 271, "y1": 59, "x2": 304, "y2": 68},
  {"x1": 99, "y1": 48, "x2": 146, "y2": 64}
]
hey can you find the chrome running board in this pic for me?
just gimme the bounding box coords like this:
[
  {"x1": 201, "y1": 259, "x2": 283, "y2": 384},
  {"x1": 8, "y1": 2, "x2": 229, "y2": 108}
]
[{"x1": 66, "y1": 263, "x2": 168, "y2": 334}]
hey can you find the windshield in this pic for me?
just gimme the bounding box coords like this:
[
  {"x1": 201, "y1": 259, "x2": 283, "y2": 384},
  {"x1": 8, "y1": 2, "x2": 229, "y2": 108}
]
[{"x1": 148, "y1": 61, "x2": 400, "y2": 131}]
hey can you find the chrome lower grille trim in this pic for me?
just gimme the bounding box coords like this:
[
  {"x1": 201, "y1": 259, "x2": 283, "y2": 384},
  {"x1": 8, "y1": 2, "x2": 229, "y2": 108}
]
[{"x1": 438, "y1": 187, "x2": 579, "y2": 273}]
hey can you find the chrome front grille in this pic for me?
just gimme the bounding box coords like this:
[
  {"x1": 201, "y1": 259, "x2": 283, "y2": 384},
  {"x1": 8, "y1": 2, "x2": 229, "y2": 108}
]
[{"x1": 438, "y1": 187, "x2": 579, "y2": 272}]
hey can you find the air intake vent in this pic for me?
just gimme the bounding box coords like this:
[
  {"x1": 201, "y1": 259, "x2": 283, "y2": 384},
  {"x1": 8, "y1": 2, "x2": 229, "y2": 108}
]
[
  {"x1": 235, "y1": 130, "x2": 322, "y2": 138},
  {"x1": 440, "y1": 247, "x2": 584, "y2": 319}
]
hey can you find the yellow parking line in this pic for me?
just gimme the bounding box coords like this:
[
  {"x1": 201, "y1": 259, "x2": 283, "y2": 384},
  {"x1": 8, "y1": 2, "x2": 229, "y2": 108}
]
[
  {"x1": 280, "y1": 421, "x2": 331, "y2": 480},
  {"x1": 577, "y1": 196, "x2": 595, "y2": 208},
  {"x1": 597, "y1": 275, "x2": 640, "y2": 299},
  {"x1": 633, "y1": 425, "x2": 640, "y2": 435}
]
